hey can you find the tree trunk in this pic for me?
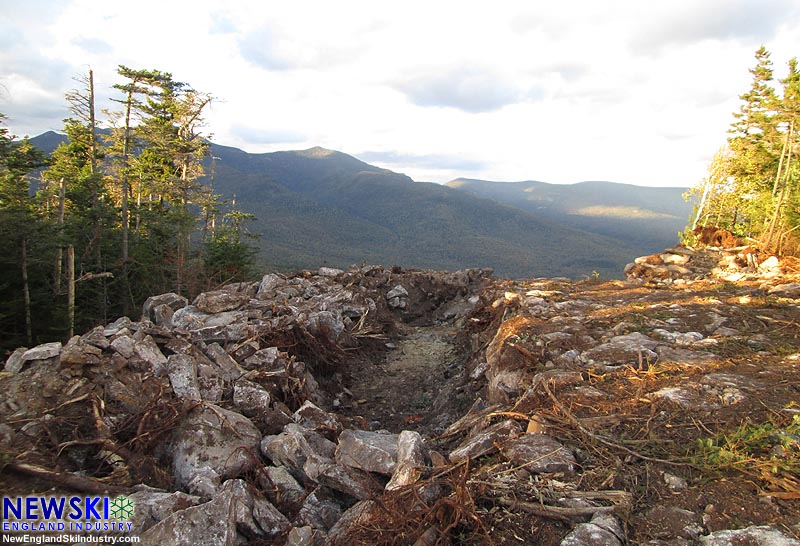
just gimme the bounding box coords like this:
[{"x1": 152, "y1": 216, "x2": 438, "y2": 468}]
[
  {"x1": 54, "y1": 177, "x2": 66, "y2": 293},
  {"x1": 692, "y1": 179, "x2": 713, "y2": 230},
  {"x1": 21, "y1": 238, "x2": 32, "y2": 346},
  {"x1": 121, "y1": 90, "x2": 132, "y2": 265},
  {"x1": 88, "y1": 69, "x2": 97, "y2": 176},
  {"x1": 67, "y1": 245, "x2": 75, "y2": 338},
  {"x1": 765, "y1": 122, "x2": 795, "y2": 249}
]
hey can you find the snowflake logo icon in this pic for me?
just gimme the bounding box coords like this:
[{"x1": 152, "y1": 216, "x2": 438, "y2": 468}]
[{"x1": 109, "y1": 496, "x2": 135, "y2": 520}]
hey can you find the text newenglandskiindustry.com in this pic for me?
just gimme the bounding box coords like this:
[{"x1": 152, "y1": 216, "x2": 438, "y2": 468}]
[{"x1": 2, "y1": 535, "x2": 140, "y2": 544}]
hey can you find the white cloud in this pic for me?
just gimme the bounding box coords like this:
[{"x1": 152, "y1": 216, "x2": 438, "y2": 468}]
[{"x1": 1, "y1": 0, "x2": 799, "y2": 187}]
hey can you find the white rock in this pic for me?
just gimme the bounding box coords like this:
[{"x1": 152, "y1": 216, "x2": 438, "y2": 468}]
[
  {"x1": 4, "y1": 347, "x2": 28, "y2": 373},
  {"x1": 167, "y1": 355, "x2": 201, "y2": 402},
  {"x1": 386, "y1": 430, "x2": 426, "y2": 491},
  {"x1": 700, "y1": 526, "x2": 800, "y2": 546},
  {"x1": 318, "y1": 267, "x2": 344, "y2": 277},
  {"x1": 172, "y1": 404, "x2": 261, "y2": 494},
  {"x1": 386, "y1": 285, "x2": 409, "y2": 299},
  {"x1": 759, "y1": 256, "x2": 780, "y2": 269},
  {"x1": 336, "y1": 429, "x2": 399, "y2": 475},
  {"x1": 233, "y1": 378, "x2": 272, "y2": 417},
  {"x1": 257, "y1": 273, "x2": 286, "y2": 297},
  {"x1": 22, "y1": 342, "x2": 62, "y2": 362}
]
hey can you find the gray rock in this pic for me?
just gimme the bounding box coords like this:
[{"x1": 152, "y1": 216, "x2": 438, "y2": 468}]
[
  {"x1": 336, "y1": 429, "x2": 399, "y2": 476},
  {"x1": 142, "y1": 292, "x2": 187, "y2": 324},
  {"x1": 650, "y1": 386, "x2": 707, "y2": 409},
  {"x1": 293, "y1": 401, "x2": 343, "y2": 437},
  {"x1": 243, "y1": 347, "x2": 282, "y2": 370},
  {"x1": 261, "y1": 466, "x2": 306, "y2": 511},
  {"x1": 167, "y1": 354, "x2": 202, "y2": 402},
  {"x1": 4, "y1": 347, "x2": 28, "y2": 373},
  {"x1": 22, "y1": 342, "x2": 62, "y2": 363},
  {"x1": 318, "y1": 267, "x2": 344, "y2": 277},
  {"x1": 137, "y1": 479, "x2": 249, "y2": 546},
  {"x1": 151, "y1": 304, "x2": 176, "y2": 328},
  {"x1": 662, "y1": 472, "x2": 688, "y2": 492},
  {"x1": 172, "y1": 404, "x2": 262, "y2": 495},
  {"x1": 233, "y1": 378, "x2": 272, "y2": 417},
  {"x1": 661, "y1": 253, "x2": 690, "y2": 265},
  {"x1": 582, "y1": 333, "x2": 659, "y2": 367},
  {"x1": 303, "y1": 453, "x2": 384, "y2": 500},
  {"x1": 652, "y1": 329, "x2": 704, "y2": 346},
  {"x1": 326, "y1": 500, "x2": 380, "y2": 546},
  {"x1": 193, "y1": 290, "x2": 250, "y2": 314},
  {"x1": 387, "y1": 285, "x2": 409, "y2": 299},
  {"x1": 699, "y1": 526, "x2": 800, "y2": 546},
  {"x1": 172, "y1": 305, "x2": 246, "y2": 331},
  {"x1": 304, "y1": 311, "x2": 345, "y2": 341},
  {"x1": 133, "y1": 335, "x2": 168, "y2": 374},
  {"x1": 204, "y1": 342, "x2": 244, "y2": 382},
  {"x1": 296, "y1": 490, "x2": 342, "y2": 531},
  {"x1": 286, "y1": 525, "x2": 322, "y2": 546},
  {"x1": 60, "y1": 335, "x2": 103, "y2": 366},
  {"x1": 262, "y1": 425, "x2": 337, "y2": 483},
  {"x1": 110, "y1": 334, "x2": 136, "y2": 359},
  {"x1": 197, "y1": 373, "x2": 225, "y2": 402},
  {"x1": 487, "y1": 368, "x2": 530, "y2": 404},
  {"x1": 768, "y1": 283, "x2": 800, "y2": 298},
  {"x1": 656, "y1": 346, "x2": 719, "y2": 367},
  {"x1": 138, "y1": 479, "x2": 289, "y2": 545},
  {"x1": 560, "y1": 514, "x2": 624, "y2": 546},
  {"x1": 252, "y1": 492, "x2": 292, "y2": 538},
  {"x1": 257, "y1": 273, "x2": 286, "y2": 297},
  {"x1": 127, "y1": 487, "x2": 202, "y2": 534},
  {"x1": 387, "y1": 285, "x2": 409, "y2": 309},
  {"x1": 502, "y1": 433, "x2": 576, "y2": 474},
  {"x1": 448, "y1": 420, "x2": 522, "y2": 464},
  {"x1": 386, "y1": 430, "x2": 426, "y2": 491},
  {"x1": 103, "y1": 316, "x2": 133, "y2": 337}
]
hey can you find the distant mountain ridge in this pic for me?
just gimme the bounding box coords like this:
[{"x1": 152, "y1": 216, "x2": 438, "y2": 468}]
[
  {"x1": 28, "y1": 132, "x2": 691, "y2": 279},
  {"x1": 446, "y1": 178, "x2": 692, "y2": 256}
]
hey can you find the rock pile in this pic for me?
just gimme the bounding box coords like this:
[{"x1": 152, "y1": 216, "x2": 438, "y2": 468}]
[
  {"x1": 623, "y1": 243, "x2": 799, "y2": 286},
  {"x1": 1, "y1": 265, "x2": 491, "y2": 545},
  {"x1": 3, "y1": 255, "x2": 800, "y2": 545}
]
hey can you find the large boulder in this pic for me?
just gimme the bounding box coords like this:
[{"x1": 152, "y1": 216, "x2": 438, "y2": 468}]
[
  {"x1": 138, "y1": 479, "x2": 289, "y2": 546},
  {"x1": 171, "y1": 404, "x2": 262, "y2": 496},
  {"x1": 335, "y1": 429, "x2": 399, "y2": 476},
  {"x1": 142, "y1": 292, "x2": 188, "y2": 326}
]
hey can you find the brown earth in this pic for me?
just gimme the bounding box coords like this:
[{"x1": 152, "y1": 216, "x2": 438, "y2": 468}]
[{"x1": 336, "y1": 276, "x2": 800, "y2": 545}]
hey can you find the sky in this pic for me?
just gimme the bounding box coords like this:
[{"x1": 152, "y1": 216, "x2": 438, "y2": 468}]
[{"x1": 1, "y1": 1, "x2": 799, "y2": 188}]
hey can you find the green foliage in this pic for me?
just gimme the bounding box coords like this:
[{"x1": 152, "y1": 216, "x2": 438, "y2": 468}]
[
  {"x1": 689, "y1": 47, "x2": 800, "y2": 252},
  {"x1": 203, "y1": 205, "x2": 259, "y2": 285},
  {"x1": 693, "y1": 415, "x2": 800, "y2": 487},
  {"x1": 0, "y1": 116, "x2": 55, "y2": 347},
  {"x1": 0, "y1": 67, "x2": 256, "y2": 354}
]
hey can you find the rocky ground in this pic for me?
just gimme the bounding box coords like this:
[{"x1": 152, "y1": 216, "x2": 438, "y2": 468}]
[{"x1": 1, "y1": 247, "x2": 799, "y2": 545}]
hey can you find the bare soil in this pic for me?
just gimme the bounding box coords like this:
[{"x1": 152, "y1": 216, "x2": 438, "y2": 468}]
[{"x1": 337, "y1": 277, "x2": 800, "y2": 545}]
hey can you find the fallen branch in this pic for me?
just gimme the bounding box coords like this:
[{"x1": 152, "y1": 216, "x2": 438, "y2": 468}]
[
  {"x1": 498, "y1": 497, "x2": 618, "y2": 524},
  {"x1": 540, "y1": 379, "x2": 694, "y2": 467},
  {"x1": 3, "y1": 462, "x2": 127, "y2": 495},
  {"x1": 497, "y1": 490, "x2": 630, "y2": 523}
]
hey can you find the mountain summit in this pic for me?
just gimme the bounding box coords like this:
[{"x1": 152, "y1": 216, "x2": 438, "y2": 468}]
[{"x1": 29, "y1": 133, "x2": 690, "y2": 278}]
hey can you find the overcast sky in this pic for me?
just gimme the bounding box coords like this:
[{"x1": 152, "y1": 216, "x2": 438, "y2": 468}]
[{"x1": 1, "y1": 1, "x2": 799, "y2": 187}]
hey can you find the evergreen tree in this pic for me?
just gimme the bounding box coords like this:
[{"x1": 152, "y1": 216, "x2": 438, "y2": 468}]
[
  {"x1": 0, "y1": 114, "x2": 51, "y2": 346},
  {"x1": 688, "y1": 47, "x2": 800, "y2": 254}
]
